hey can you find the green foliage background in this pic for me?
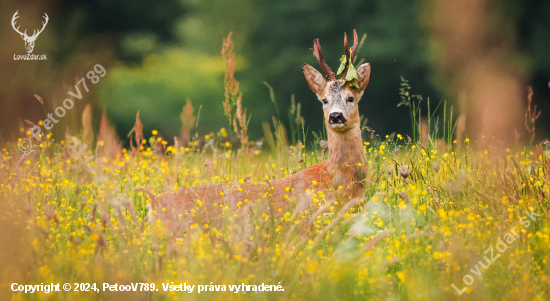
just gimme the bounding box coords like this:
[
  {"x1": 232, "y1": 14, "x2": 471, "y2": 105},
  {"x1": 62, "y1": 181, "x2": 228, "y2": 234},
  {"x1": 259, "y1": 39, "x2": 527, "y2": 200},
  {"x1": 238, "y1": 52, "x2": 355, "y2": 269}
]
[
  {"x1": 1, "y1": 0, "x2": 548, "y2": 144},
  {"x1": 98, "y1": 0, "x2": 441, "y2": 141}
]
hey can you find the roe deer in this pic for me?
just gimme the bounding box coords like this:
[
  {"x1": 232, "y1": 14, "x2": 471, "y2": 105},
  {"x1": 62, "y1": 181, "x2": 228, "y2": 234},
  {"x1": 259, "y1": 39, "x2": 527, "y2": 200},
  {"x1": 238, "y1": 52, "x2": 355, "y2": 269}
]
[{"x1": 154, "y1": 30, "x2": 371, "y2": 220}]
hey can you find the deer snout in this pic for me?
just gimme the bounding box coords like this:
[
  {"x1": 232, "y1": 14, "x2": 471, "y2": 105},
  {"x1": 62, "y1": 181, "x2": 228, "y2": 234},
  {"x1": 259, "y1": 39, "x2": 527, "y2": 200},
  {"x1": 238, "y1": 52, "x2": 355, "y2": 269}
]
[{"x1": 328, "y1": 112, "x2": 347, "y2": 124}]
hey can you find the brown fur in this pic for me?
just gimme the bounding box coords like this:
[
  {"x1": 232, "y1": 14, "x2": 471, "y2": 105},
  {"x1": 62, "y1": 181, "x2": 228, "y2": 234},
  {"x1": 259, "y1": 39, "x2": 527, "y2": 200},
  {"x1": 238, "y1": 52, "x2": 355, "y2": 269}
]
[{"x1": 156, "y1": 161, "x2": 333, "y2": 220}]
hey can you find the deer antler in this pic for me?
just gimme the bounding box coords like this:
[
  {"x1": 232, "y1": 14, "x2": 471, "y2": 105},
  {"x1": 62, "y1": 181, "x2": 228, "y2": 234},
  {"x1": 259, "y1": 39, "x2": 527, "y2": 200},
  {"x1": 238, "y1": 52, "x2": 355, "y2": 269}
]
[
  {"x1": 31, "y1": 13, "x2": 49, "y2": 38},
  {"x1": 11, "y1": 11, "x2": 26, "y2": 37},
  {"x1": 341, "y1": 29, "x2": 359, "y2": 79},
  {"x1": 313, "y1": 38, "x2": 336, "y2": 80}
]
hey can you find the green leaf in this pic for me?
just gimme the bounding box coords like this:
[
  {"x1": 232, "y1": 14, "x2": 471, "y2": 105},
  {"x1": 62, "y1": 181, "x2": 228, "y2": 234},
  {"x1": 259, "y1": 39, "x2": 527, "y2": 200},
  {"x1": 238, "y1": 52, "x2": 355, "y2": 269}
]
[
  {"x1": 349, "y1": 78, "x2": 360, "y2": 89},
  {"x1": 336, "y1": 55, "x2": 347, "y2": 79},
  {"x1": 336, "y1": 52, "x2": 360, "y2": 89},
  {"x1": 339, "y1": 54, "x2": 347, "y2": 64},
  {"x1": 345, "y1": 62, "x2": 358, "y2": 82}
]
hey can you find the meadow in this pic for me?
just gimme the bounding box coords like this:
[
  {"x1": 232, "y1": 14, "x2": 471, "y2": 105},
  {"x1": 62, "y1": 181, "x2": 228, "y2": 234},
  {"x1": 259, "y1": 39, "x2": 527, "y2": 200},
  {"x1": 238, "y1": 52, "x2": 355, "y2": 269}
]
[{"x1": 2, "y1": 38, "x2": 550, "y2": 301}]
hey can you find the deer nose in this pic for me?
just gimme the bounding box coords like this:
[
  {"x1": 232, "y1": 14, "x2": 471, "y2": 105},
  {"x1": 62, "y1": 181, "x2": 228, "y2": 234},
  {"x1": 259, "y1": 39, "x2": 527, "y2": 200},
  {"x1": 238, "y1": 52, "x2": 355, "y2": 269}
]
[{"x1": 328, "y1": 112, "x2": 347, "y2": 124}]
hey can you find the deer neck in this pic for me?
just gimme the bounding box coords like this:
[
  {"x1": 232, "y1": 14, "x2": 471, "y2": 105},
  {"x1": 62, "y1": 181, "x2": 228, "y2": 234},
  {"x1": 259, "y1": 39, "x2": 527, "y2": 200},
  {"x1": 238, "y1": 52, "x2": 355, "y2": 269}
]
[{"x1": 326, "y1": 124, "x2": 367, "y2": 190}]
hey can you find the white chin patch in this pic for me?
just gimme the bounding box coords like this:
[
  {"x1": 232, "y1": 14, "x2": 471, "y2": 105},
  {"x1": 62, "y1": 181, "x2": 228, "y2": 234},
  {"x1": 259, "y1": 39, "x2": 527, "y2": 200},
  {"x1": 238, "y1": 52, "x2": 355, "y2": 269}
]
[{"x1": 331, "y1": 123, "x2": 344, "y2": 129}]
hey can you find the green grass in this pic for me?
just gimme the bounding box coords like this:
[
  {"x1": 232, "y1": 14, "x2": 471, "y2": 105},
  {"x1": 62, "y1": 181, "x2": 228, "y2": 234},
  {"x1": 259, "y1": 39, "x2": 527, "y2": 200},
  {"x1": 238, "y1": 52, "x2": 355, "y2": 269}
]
[{"x1": 1, "y1": 125, "x2": 550, "y2": 301}]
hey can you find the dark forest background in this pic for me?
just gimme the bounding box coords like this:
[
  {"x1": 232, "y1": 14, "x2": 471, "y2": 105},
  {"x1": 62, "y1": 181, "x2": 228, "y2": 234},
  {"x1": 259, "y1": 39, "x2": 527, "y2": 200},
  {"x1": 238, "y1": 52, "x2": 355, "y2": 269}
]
[{"x1": 1, "y1": 0, "x2": 549, "y2": 147}]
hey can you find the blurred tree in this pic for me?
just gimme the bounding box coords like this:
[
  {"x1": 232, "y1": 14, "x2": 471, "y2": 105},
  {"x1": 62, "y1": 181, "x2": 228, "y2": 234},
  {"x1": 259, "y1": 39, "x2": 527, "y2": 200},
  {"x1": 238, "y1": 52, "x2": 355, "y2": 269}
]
[
  {"x1": 517, "y1": 0, "x2": 550, "y2": 139},
  {"x1": 421, "y1": 0, "x2": 550, "y2": 144},
  {"x1": 0, "y1": 0, "x2": 184, "y2": 144},
  {"x1": 6, "y1": 0, "x2": 546, "y2": 146},
  {"x1": 242, "y1": 0, "x2": 439, "y2": 138},
  {"x1": 70, "y1": 0, "x2": 549, "y2": 146},
  {"x1": 56, "y1": 0, "x2": 184, "y2": 60},
  {"x1": 103, "y1": 0, "x2": 441, "y2": 143}
]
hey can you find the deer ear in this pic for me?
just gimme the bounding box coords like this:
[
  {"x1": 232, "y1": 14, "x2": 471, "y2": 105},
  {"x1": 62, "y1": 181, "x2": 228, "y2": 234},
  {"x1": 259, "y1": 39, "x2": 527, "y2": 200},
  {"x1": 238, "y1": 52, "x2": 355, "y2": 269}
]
[
  {"x1": 356, "y1": 63, "x2": 371, "y2": 91},
  {"x1": 302, "y1": 64, "x2": 327, "y2": 97}
]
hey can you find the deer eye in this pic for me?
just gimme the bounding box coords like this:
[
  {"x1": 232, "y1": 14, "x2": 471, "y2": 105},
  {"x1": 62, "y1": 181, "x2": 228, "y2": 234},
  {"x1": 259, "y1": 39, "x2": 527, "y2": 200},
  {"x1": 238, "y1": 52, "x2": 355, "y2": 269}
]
[
  {"x1": 322, "y1": 99, "x2": 328, "y2": 105},
  {"x1": 347, "y1": 97, "x2": 354, "y2": 103}
]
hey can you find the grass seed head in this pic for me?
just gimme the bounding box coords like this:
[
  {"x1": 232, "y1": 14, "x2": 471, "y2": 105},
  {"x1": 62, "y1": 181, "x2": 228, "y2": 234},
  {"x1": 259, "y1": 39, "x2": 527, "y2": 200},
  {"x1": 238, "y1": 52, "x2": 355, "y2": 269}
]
[{"x1": 398, "y1": 165, "x2": 412, "y2": 179}]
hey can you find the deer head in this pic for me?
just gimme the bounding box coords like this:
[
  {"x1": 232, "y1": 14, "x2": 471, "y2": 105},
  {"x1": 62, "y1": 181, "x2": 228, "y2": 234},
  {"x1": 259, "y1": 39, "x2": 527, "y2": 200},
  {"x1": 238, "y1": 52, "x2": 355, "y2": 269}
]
[
  {"x1": 12, "y1": 11, "x2": 49, "y2": 54},
  {"x1": 302, "y1": 30, "x2": 371, "y2": 132}
]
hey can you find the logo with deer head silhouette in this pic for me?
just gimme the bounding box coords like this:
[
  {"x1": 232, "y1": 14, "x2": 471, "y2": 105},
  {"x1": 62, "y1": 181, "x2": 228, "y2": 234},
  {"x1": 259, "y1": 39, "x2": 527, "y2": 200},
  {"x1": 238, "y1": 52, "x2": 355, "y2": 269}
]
[{"x1": 11, "y1": 11, "x2": 48, "y2": 54}]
